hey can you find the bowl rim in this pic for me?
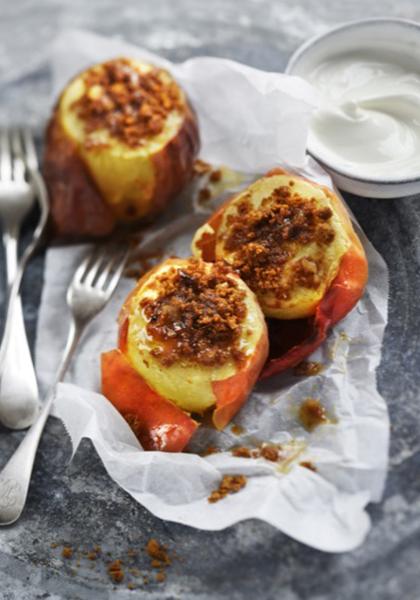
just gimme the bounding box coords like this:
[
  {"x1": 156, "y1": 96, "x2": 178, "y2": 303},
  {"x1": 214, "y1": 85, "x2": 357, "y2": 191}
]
[{"x1": 285, "y1": 17, "x2": 420, "y2": 187}]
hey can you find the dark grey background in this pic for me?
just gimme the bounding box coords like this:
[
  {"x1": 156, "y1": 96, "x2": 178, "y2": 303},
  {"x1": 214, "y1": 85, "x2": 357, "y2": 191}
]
[{"x1": 0, "y1": 1, "x2": 420, "y2": 599}]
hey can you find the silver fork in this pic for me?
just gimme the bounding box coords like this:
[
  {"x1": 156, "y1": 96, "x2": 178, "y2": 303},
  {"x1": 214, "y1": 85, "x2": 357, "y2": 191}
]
[
  {"x1": 0, "y1": 128, "x2": 41, "y2": 429},
  {"x1": 0, "y1": 243, "x2": 130, "y2": 525}
]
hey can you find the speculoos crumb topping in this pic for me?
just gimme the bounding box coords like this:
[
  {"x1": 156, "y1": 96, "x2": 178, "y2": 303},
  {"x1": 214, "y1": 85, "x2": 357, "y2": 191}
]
[
  {"x1": 71, "y1": 58, "x2": 184, "y2": 148},
  {"x1": 222, "y1": 184, "x2": 336, "y2": 299},
  {"x1": 140, "y1": 260, "x2": 247, "y2": 367}
]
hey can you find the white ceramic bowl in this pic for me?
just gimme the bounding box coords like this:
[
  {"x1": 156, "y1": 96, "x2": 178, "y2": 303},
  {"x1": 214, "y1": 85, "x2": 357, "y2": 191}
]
[{"x1": 286, "y1": 18, "x2": 420, "y2": 198}]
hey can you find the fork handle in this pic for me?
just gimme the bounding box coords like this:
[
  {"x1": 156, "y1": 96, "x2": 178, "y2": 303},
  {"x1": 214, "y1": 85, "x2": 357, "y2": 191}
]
[
  {"x1": 0, "y1": 317, "x2": 84, "y2": 525},
  {"x1": 0, "y1": 301, "x2": 40, "y2": 429},
  {"x1": 3, "y1": 228, "x2": 18, "y2": 287},
  {"x1": 0, "y1": 230, "x2": 40, "y2": 430}
]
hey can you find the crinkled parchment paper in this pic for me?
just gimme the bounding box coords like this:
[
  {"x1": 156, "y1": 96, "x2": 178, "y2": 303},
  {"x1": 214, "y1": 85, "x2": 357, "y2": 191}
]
[{"x1": 35, "y1": 30, "x2": 389, "y2": 552}]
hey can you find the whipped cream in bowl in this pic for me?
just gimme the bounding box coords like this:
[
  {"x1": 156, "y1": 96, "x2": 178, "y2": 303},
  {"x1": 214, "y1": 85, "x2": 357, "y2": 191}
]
[{"x1": 287, "y1": 18, "x2": 420, "y2": 198}]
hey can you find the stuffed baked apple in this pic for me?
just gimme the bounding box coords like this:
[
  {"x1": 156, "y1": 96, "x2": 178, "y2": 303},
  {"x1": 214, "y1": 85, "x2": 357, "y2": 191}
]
[
  {"x1": 101, "y1": 257, "x2": 268, "y2": 451},
  {"x1": 44, "y1": 58, "x2": 200, "y2": 238},
  {"x1": 192, "y1": 169, "x2": 368, "y2": 377}
]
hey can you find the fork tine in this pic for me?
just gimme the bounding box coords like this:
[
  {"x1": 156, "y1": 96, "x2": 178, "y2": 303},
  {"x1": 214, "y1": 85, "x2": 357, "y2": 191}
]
[
  {"x1": 95, "y1": 246, "x2": 124, "y2": 290},
  {"x1": 72, "y1": 252, "x2": 95, "y2": 286},
  {"x1": 101, "y1": 246, "x2": 130, "y2": 296},
  {"x1": 0, "y1": 129, "x2": 12, "y2": 180},
  {"x1": 10, "y1": 129, "x2": 25, "y2": 182},
  {"x1": 21, "y1": 127, "x2": 38, "y2": 172},
  {"x1": 83, "y1": 246, "x2": 112, "y2": 287},
  {"x1": 94, "y1": 255, "x2": 118, "y2": 290}
]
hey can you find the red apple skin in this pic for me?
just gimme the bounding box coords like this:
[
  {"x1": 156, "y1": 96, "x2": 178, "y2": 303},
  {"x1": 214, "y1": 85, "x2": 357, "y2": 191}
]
[
  {"x1": 101, "y1": 349, "x2": 198, "y2": 452},
  {"x1": 212, "y1": 332, "x2": 269, "y2": 429}
]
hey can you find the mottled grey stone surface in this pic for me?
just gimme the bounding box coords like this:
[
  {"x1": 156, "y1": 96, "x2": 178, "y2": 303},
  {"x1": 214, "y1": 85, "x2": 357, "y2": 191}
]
[{"x1": 0, "y1": 1, "x2": 420, "y2": 599}]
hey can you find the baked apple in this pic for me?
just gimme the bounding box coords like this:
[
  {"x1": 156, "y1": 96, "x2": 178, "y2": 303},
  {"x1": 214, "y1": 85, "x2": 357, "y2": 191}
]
[
  {"x1": 192, "y1": 169, "x2": 368, "y2": 377},
  {"x1": 44, "y1": 58, "x2": 200, "y2": 238},
  {"x1": 101, "y1": 257, "x2": 268, "y2": 451}
]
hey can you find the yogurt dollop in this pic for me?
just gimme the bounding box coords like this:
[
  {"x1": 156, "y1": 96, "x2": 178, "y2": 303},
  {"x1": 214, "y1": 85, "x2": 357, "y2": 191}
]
[{"x1": 306, "y1": 50, "x2": 420, "y2": 180}]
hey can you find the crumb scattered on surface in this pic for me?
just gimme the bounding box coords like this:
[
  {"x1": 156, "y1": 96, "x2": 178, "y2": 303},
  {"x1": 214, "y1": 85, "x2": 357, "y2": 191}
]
[
  {"x1": 193, "y1": 158, "x2": 212, "y2": 175},
  {"x1": 62, "y1": 546, "x2": 73, "y2": 559},
  {"x1": 201, "y1": 445, "x2": 220, "y2": 456},
  {"x1": 230, "y1": 423, "x2": 245, "y2": 435},
  {"x1": 146, "y1": 539, "x2": 171, "y2": 566},
  {"x1": 300, "y1": 461, "x2": 317, "y2": 472},
  {"x1": 199, "y1": 187, "x2": 212, "y2": 202},
  {"x1": 107, "y1": 559, "x2": 125, "y2": 584},
  {"x1": 208, "y1": 474, "x2": 247, "y2": 503},
  {"x1": 124, "y1": 248, "x2": 164, "y2": 281},
  {"x1": 231, "y1": 446, "x2": 252, "y2": 458},
  {"x1": 298, "y1": 398, "x2": 328, "y2": 432},
  {"x1": 156, "y1": 571, "x2": 166, "y2": 582},
  {"x1": 231, "y1": 443, "x2": 282, "y2": 462},
  {"x1": 293, "y1": 361, "x2": 324, "y2": 377},
  {"x1": 146, "y1": 538, "x2": 172, "y2": 582},
  {"x1": 51, "y1": 534, "x2": 178, "y2": 587},
  {"x1": 209, "y1": 168, "x2": 222, "y2": 183},
  {"x1": 260, "y1": 445, "x2": 280, "y2": 462}
]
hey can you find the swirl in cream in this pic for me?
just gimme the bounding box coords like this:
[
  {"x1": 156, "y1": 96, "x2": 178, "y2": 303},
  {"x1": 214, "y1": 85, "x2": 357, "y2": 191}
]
[{"x1": 306, "y1": 50, "x2": 420, "y2": 180}]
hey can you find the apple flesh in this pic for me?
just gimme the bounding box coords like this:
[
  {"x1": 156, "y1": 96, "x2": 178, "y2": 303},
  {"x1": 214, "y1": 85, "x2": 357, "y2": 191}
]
[
  {"x1": 192, "y1": 169, "x2": 368, "y2": 378},
  {"x1": 101, "y1": 258, "x2": 269, "y2": 451},
  {"x1": 192, "y1": 170, "x2": 352, "y2": 320},
  {"x1": 44, "y1": 59, "x2": 200, "y2": 238}
]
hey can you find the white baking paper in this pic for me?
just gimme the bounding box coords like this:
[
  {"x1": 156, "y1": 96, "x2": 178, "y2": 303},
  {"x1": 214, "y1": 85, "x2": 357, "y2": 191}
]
[
  {"x1": 50, "y1": 29, "x2": 317, "y2": 172},
  {"x1": 35, "y1": 30, "x2": 389, "y2": 552}
]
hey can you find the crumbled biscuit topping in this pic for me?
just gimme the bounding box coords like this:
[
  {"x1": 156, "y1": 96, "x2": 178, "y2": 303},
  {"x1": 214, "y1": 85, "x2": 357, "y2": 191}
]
[
  {"x1": 298, "y1": 398, "x2": 328, "y2": 432},
  {"x1": 293, "y1": 360, "x2": 324, "y2": 377},
  {"x1": 222, "y1": 184, "x2": 336, "y2": 300},
  {"x1": 140, "y1": 260, "x2": 247, "y2": 367},
  {"x1": 208, "y1": 474, "x2": 247, "y2": 503},
  {"x1": 71, "y1": 58, "x2": 184, "y2": 147}
]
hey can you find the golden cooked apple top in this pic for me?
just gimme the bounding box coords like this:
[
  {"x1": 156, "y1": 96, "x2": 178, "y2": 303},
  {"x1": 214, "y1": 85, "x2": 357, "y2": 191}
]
[
  {"x1": 221, "y1": 184, "x2": 336, "y2": 300},
  {"x1": 139, "y1": 260, "x2": 247, "y2": 368},
  {"x1": 70, "y1": 58, "x2": 184, "y2": 148}
]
